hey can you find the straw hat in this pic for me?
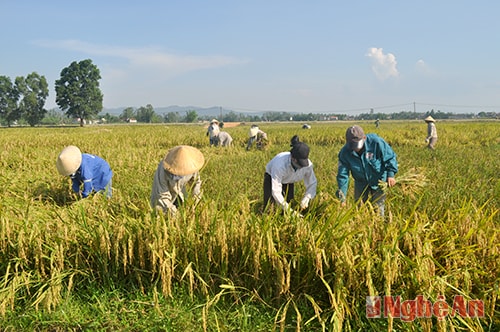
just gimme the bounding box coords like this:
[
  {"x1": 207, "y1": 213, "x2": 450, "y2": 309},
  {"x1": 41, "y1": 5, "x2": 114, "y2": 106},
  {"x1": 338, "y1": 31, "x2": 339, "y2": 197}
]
[
  {"x1": 56, "y1": 145, "x2": 82, "y2": 176},
  {"x1": 249, "y1": 126, "x2": 259, "y2": 137},
  {"x1": 162, "y1": 145, "x2": 205, "y2": 176},
  {"x1": 424, "y1": 116, "x2": 435, "y2": 122},
  {"x1": 210, "y1": 119, "x2": 219, "y2": 124}
]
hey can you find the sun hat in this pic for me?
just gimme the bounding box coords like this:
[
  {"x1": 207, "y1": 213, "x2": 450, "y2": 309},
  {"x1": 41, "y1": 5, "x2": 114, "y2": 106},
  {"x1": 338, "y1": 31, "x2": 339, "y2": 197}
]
[
  {"x1": 424, "y1": 116, "x2": 435, "y2": 122},
  {"x1": 290, "y1": 142, "x2": 310, "y2": 167},
  {"x1": 210, "y1": 119, "x2": 219, "y2": 124},
  {"x1": 249, "y1": 126, "x2": 259, "y2": 137},
  {"x1": 163, "y1": 145, "x2": 205, "y2": 176},
  {"x1": 56, "y1": 145, "x2": 82, "y2": 176},
  {"x1": 346, "y1": 125, "x2": 365, "y2": 150}
]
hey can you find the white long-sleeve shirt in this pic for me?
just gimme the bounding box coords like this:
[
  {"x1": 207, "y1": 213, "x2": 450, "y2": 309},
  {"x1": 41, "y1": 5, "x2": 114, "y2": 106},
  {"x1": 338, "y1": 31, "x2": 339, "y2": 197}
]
[
  {"x1": 265, "y1": 152, "x2": 317, "y2": 209},
  {"x1": 426, "y1": 122, "x2": 438, "y2": 139},
  {"x1": 207, "y1": 123, "x2": 220, "y2": 138},
  {"x1": 150, "y1": 161, "x2": 202, "y2": 213}
]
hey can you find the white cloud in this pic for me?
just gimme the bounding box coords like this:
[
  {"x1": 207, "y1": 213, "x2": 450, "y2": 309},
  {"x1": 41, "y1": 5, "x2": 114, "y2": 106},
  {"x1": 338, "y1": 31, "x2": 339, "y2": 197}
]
[
  {"x1": 415, "y1": 59, "x2": 433, "y2": 75},
  {"x1": 33, "y1": 39, "x2": 249, "y2": 74},
  {"x1": 366, "y1": 47, "x2": 399, "y2": 80}
]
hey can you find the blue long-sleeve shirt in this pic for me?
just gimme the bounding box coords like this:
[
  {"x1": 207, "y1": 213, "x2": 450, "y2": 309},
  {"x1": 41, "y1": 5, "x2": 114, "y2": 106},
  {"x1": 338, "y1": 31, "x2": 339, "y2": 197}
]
[
  {"x1": 71, "y1": 154, "x2": 113, "y2": 198},
  {"x1": 336, "y1": 133, "x2": 398, "y2": 199}
]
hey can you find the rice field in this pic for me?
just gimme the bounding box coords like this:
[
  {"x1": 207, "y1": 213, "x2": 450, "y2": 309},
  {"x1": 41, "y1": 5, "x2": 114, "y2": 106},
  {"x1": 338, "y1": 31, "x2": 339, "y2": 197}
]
[{"x1": 0, "y1": 120, "x2": 498, "y2": 331}]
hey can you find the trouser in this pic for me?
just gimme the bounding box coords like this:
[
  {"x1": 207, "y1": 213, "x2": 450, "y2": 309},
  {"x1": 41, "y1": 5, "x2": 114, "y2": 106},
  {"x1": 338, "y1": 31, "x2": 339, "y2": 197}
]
[
  {"x1": 263, "y1": 172, "x2": 294, "y2": 208},
  {"x1": 210, "y1": 137, "x2": 218, "y2": 146},
  {"x1": 354, "y1": 183, "x2": 386, "y2": 216},
  {"x1": 246, "y1": 136, "x2": 256, "y2": 150},
  {"x1": 427, "y1": 137, "x2": 437, "y2": 149}
]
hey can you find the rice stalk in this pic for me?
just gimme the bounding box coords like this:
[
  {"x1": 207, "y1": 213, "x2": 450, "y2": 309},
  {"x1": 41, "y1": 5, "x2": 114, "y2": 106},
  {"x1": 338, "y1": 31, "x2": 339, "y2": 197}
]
[{"x1": 379, "y1": 167, "x2": 429, "y2": 194}]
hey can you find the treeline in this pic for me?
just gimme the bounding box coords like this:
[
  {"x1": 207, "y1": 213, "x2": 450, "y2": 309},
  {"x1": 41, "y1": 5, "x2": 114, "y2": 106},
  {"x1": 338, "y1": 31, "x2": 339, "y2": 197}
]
[
  {"x1": 14, "y1": 106, "x2": 499, "y2": 127},
  {"x1": 2, "y1": 56, "x2": 498, "y2": 127}
]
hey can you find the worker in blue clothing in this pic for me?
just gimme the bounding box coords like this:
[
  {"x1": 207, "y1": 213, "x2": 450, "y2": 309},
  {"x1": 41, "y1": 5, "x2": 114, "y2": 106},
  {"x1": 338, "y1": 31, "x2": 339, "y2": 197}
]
[
  {"x1": 56, "y1": 145, "x2": 113, "y2": 198},
  {"x1": 335, "y1": 125, "x2": 397, "y2": 216}
]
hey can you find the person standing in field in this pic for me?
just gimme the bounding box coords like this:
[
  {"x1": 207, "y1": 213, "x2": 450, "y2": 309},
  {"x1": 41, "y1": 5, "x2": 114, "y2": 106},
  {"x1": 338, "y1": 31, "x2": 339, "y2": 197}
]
[
  {"x1": 206, "y1": 119, "x2": 220, "y2": 146},
  {"x1": 424, "y1": 115, "x2": 438, "y2": 149},
  {"x1": 150, "y1": 145, "x2": 205, "y2": 215},
  {"x1": 264, "y1": 135, "x2": 317, "y2": 214},
  {"x1": 335, "y1": 125, "x2": 398, "y2": 216},
  {"x1": 246, "y1": 125, "x2": 268, "y2": 150},
  {"x1": 217, "y1": 131, "x2": 233, "y2": 147},
  {"x1": 56, "y1": 145, "x2": 113, "y2": 198}
]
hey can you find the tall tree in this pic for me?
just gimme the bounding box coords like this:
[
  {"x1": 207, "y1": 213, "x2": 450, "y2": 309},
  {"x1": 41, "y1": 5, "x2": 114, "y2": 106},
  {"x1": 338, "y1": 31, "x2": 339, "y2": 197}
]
[
  {"x1": 55, "y1": 59, "x2": 103, "y2": 126},
  {"x1": 164, "y1": 111, "x2": 180, "y2": 123},
  {"x1": 0, "y1": 76, "x2": 20, "y2": 126},
  {"x1": 136, "y1": 104, "x2": 155, "y2": 123},
  {"x1": 15, "y1": 72, "x2": 49, "y2": 126},
  {"x1": 184, "y1": 110, "x2": 198, "y2": 123},
  {"x1": 120, "y1": 107, "x2": 136, "y2": 121}
]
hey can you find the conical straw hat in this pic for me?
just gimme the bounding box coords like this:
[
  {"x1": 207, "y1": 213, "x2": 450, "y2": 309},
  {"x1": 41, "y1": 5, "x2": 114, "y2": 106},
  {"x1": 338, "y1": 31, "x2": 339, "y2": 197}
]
[
  {"x1": 424, "y1": 116, "x2": 435, "y2": 122},
  {"x1": 56, "y1": 145, "x2": 82, "y2": 176},
  {"x1": 163, "y1": 145, "x2": 205, "y2": 176}
]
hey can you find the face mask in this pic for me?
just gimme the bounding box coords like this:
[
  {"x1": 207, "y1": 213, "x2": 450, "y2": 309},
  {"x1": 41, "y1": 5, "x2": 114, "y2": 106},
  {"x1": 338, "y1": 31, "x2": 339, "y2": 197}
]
[{"x1": 353, "y1": 139, "x2": 365, "y2": 151}]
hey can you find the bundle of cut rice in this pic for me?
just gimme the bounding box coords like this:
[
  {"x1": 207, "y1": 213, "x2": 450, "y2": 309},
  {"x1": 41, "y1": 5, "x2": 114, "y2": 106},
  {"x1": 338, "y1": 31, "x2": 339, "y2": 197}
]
[{"x1": 379, "y1": 168, "x2": 428, "y2": 193}]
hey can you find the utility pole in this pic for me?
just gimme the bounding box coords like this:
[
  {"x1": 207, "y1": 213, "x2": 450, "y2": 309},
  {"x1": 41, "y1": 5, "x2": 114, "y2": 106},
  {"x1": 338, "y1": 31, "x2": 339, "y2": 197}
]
[{"x1": 220, "y1": 106, "x2": 223, "y2": 121}]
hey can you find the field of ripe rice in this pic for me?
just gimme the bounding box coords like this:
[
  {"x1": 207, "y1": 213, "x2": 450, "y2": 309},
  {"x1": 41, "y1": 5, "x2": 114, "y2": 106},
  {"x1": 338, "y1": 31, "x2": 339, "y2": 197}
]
[{"x1": 0, "y1": 121, "x2": 498, "y2": 331}]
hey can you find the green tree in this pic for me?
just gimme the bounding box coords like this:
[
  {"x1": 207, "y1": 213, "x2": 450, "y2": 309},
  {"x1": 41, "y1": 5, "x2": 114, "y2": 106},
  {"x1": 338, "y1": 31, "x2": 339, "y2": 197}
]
[
  {"x1": 184, "y1": 110, "x2": 198, "y2": 123},
  {"x1": 0, "y1": 76, "x2": 20, "y2": 126},
  {"x1": 164, "y1": 111, "x2": 180, "y2": 123},
  {"x1": 120, "y1": 107, "x2": 136, "y2": 121},
  {"x1": 15, "y1": 72, "x2": 49, "y2": 126},
  {"x1": 55, "y1": 59, "x2": 103, "y2": 126},
  {"x1": 136, "y1": 104, "x2": 155, "y2": 123}
]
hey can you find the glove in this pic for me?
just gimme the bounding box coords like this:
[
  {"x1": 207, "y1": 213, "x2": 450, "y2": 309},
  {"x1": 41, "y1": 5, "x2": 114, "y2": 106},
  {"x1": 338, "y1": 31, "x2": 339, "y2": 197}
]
[{"x1": 300, "y1": 197, "x2": 310, "y2": 210}]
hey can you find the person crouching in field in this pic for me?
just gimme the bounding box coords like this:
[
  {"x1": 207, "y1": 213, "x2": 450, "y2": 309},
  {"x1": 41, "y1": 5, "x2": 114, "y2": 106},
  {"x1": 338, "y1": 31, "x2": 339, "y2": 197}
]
[
  {"x1": 424, "y1": 116, "x2": 438, "y2": 149},
  {"x1": 206, "y1": 119, "x2": 220, "y2": 146},
  {"x1": 216, "y1": 131, "x2": 233, "y2": 147},
  {"x1": 56, "y1": 145, "x2": 113, "y2": 198},
  {"x1": 150, "y1": 145, "x2": 205, "y2": 216},
  {"x1": 264, "y1": 135, "x2": 317, "y2": 215},
  {"x1": 335, "y1": 125, "x2": 398, "y2": 217},
  {"x1": 246, "y1": 125, "x2": 268, "y2": 150}
]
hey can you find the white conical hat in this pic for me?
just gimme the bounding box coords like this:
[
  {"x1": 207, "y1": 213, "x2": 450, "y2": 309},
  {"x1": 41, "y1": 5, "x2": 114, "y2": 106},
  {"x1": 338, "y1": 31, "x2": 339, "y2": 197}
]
[
  {"x1": 56, "y1": 145, "x2": 82, "y2": 176},
  {"x1": 162, "y1": 145, "x2": 205, "y2": 176},
  {"x1": 424, "y1": 116, "x2": 436, "y2": 122}
]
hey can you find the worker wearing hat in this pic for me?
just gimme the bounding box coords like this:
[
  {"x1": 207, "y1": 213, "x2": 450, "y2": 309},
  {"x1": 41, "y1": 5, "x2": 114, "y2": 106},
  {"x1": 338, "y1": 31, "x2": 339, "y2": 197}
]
[
  {"x1": 246, "y1": 125, "x2": 268, "y2": 150},
  {"x1": 150, "y1": 145, "x2": 205, "y2": 215},
  {"x1": 56, "y1": 145, "x2": 113, "y2": 198},
  {"x1": 336, "y1": 125, "x2": 398, "y2": 217},
  {"x1": 264, "y1": 135, "x2": 317, "y2": 214},
  {"x1": 424, "y1": 116, "x2": 438, "y2": 149},
  {"x1": 206, "y1": 119, "x2": 220, "y2": 146}
]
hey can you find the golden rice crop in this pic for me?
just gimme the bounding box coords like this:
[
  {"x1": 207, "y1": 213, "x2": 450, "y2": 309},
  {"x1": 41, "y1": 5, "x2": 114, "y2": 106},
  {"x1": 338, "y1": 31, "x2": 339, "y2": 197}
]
[{"x1": 0, "y1": 121, "x2": 498, "y2": 331}]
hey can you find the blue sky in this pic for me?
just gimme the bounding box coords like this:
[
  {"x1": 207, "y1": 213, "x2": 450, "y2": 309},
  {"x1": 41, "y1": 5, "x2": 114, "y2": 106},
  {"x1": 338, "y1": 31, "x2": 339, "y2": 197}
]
[{"x1": 1, "y1": 1, "x2": 499, "y2": 114}]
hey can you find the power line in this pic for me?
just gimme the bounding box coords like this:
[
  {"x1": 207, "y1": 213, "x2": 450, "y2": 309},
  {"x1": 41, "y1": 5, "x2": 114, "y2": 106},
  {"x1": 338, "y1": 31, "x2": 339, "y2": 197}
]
[{"x1": 224, "y1": 102, "x2": 499, "y2": 114}]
